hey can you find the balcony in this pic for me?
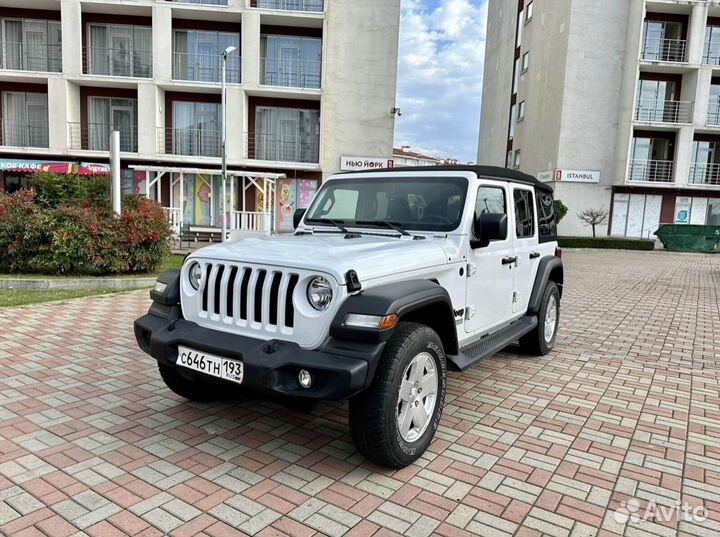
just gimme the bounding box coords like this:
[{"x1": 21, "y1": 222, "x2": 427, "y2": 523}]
[
  {"x1": 252, "y1": 0, "x2": 324, "y2": 12},
  {"x1": 628, "y1": 160, "x2": 674, "y2": 183},
  {"x1": 161, "y1": 0, "x2": 228, "y2": 5},
  {"x1": 708, "y1": 103, "x2": 720, "y2": 126},
  {"x1": 0, "y1": 120, "x2": 48, "y2": 148},
  {"x1": 641, "y1": 37, "x2": 687, "y2": 63},
  {"x1": 689, "y1": 163, "x2": 720, "y2": 187},
  {"x1": 84, "y1": 47, "x2": 153, "y2": 78},
  {"x1": 173, "y1": 52, "x2": 240, "y2": 84},
  {"x1": 261, "y1": 58, "x2": 321, "y2": 89},
  {"x1": 158, "y1": 127, "x2": 222, "y2": 158},
  {"x1": 635, "y1": 99, "x2": 693, "y2": 124},
  {"x1": 68, "y1": 123, "x2": 138, "y2": 153},
  {"x1": 248, "y1": 132, "x2": 319, "y2": 164},
  {"x1": 703, "y1": 42, "x2": 720, "y2": 65},
  {"x1": 0, "y1": 42, "x2": 62, "y2": 73}
]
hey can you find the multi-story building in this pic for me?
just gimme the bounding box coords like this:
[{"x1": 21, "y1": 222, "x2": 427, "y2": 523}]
[
  {"x1": 0, "y1": 0, "x2": 401, "y2": 233},
  {"x1": 392, "y1": 146, "x2": 442, "y2": 167},
  {"x1": 478, "y1": 0, "x2": 720, "y2": 238}
]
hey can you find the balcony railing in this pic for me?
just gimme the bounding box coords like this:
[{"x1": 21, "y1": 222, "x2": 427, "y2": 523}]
[
  {"x1": 628, "y1": 159, "x2": 674, "y2": 183},
  {"x1": 641, "y1": 37, "x2": 687, "y2": 63},
  {"x1": 84, "y1": 47, "x2": 153, "y2": 78},
  {"x1": 0, "y1": 41, "x2": 62, "y2": 72},
  {"x1": 249, "y1": 132, "x2": 319, "y2": 163},
  {"x1": 253, "y1": 0, "x2": 324, "y2": 12},
  {"x1": 0, "y1": 120, "x2": 48, "y2": 148},
  {"x1": 261, "y1": 58, "x2": 321, "y2": 89},
  {"x1": 635, "y1": 99, "x2": 693, "y2": 124},
  {"x1": 163, "y1": 207, "x2": 182, "y2": 235},
  {"x1": 690, "y1": 163, "x2": 720, "y2": 186},
  {"x1": 233, "y1": 211, "x2": 271, "y2": 232},
  {"x1": 158, "y1": 127, "x2": 222, "y2": 157},
  {"x1": 161, "y1": 0, "x2": 228, "y2": 5},
  {"x1": 172, "y1": 52, "x2": 240, "y2": 83},
  {"x1": 703, "y1": 42, "x2": 720, "y2": 65},
  {"x1": 68, "y1": 122, "x2": 138, "y2": 153}
]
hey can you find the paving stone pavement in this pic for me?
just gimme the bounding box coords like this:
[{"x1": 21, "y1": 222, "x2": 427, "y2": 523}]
[{"x1": 1, "y1": 250, "x2": 719, "y2": 537}]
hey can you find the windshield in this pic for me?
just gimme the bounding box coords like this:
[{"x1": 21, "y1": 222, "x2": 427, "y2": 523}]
[{"x1": 304, "y1": 176, "x2": 469, "y2": 232}]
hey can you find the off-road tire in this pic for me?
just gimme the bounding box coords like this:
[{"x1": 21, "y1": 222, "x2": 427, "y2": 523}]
[
  {"x1": 158, "y1": 364, "x2": 228, "y2": 402},
  {"x1": 519, "y1": 281, "x2": 560, "y2": 355},
  {"x1": 348, "y1": 322, "x2": 447, "y2": 468}
]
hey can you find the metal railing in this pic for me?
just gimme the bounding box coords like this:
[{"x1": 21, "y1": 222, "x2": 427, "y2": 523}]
[
  {"x1": 248, "y1": 132, "x2": 320, "y2": 163},
  {"x1": 641, "y1": 37, "x2": 687, "y2": 63},
  {"x1": 689, "y1": 163, "x2": 720, "y2": 186},
  {"x1": 158, "y1": 127, "x2": 222, "y2": 157},
  {"x1": 627, "y1": 159, "x2": 674, "y2": 183},
  {"x1": 84, "y1": 47, "x2": 153, "y2": 78},
  {"x1": 172, "y1": 52, "x2": 240, "y2": 83},
  {"x1": 253, "y1": 0, "x2": 324, "y2": 12},
  {"x1": 68, "y1": 122, "x2": 138, "y2": 152},
  {"x1": 163, "y1": 207, "x2": 182, "y2": 234},
  {"x1": 708, "y1": 102, "x2": 720, "y2": 126},
  {"x1": 0, "y1": 41, "x2": 62, "y2": 72},
  {"x1": 261, "y1": 57, "x2": 321, "y2": 89},
  {"x1": 703, "y1": 41, "x2": 720, "y2": 65},
  {"x1": 233, "y1": 211, "x2": 271, "y2": 231},
  {"x1": 634, "y1": 99, "x2": 693, "y2": 124},
  {"x1": 161, "y1": 0, "x2": 228, "y2": 5},
  {"x1": 0, "y1": 120, "x2": 49, "y2": 148}
]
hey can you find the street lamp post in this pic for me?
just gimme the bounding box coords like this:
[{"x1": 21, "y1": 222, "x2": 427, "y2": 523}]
[{"x1": 221, "y1": 45, "x2": 237, "y2": 242}]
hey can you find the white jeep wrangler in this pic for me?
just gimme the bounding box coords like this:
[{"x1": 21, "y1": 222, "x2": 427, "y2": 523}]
[{"x1": 135, "y1": 165, "x2": 563, "y2": 468}]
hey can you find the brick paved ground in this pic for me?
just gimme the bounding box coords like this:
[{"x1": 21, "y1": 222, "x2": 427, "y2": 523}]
[{"x1": 1, "y1": 250, "x2": 719, "y2": 537}]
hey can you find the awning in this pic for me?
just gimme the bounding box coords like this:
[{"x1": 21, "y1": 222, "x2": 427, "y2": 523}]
[{"x1": 0, "y1": 159, "x2": 110, "y2": 175}]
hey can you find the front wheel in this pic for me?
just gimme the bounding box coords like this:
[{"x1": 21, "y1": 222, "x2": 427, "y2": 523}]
[
  {"x1": 348, "y1": 322, "x2": 447, "y2": 468},
  {"x1": 519, "y1": 281, "x2": 560, "y2": 355}
]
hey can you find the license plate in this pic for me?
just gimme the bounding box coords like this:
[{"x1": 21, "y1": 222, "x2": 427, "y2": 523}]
[{"x1": 177, "y1": 346, "x2": 244, "y2": 385}]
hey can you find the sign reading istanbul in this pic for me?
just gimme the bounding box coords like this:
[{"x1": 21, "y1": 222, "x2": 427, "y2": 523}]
[
  {"x1": 553, "y1": 169, "x2": 601, "y2": 183},
  {"x1": 340, "y1": 156, "x2": 395, "y2": 172}
]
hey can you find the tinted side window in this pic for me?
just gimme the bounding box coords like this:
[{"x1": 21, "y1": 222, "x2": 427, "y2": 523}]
[
  {"x1": 514, "y1": 189, "x2": 535, "y2": 238},
  {"x1": 475, "y1": 186, "x2": 507, "y2": 239},
  {"x1": 537, "y1": 191, "x2": 557, "y2": 243}
]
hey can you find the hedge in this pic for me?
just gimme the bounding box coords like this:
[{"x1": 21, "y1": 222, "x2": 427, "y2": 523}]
[
  {"x1": 0, "y1": 174, "x2": 171, "y2": 275},
  {"x1": 558, "y1": 236, "x2": 656, "y2": 251}
]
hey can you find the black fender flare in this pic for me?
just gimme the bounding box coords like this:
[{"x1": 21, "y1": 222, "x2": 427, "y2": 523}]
[
  {"x1": 527, "y1": 256, "x2": 564, "y2": 315},
  {"x1": 330, "y1": 280, "x2": 458, "y2": 352}
]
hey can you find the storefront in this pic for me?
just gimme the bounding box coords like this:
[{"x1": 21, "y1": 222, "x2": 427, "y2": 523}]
[{"x1": 0, "y1": 158, "x2": 110, "y2": 192}]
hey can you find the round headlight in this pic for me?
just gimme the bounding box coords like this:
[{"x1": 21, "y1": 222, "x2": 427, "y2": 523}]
[
  {"x1": 307, "y1": 276, "x2": 333, "y2": 311},
  {"x1": 188, "y1": 262, "x2": 203, "y2": 290}
]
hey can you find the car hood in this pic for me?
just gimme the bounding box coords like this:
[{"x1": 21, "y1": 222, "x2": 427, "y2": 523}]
[{"x1": 189, "y1": 233, "x2": 452, "y2": 284}]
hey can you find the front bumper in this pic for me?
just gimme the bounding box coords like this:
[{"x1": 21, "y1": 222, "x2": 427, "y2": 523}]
[{"x1": 134, "y1": 312, "x2": 384, "y2": 400}]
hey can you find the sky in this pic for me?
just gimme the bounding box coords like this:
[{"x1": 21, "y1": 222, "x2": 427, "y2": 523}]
[{"x1": 394, "y1": 0, "x2": 489, "y2": 163}]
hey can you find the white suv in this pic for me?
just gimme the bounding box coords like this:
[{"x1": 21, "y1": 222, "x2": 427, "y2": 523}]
[{"x1": 135, "y1": 165, "x2": 563, "y2": 468}]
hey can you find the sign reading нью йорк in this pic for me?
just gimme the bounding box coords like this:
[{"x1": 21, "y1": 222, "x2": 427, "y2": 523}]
[
  {"x1": 340, "y1": 156, "x2": 395, "y2": 172},
  {"x1": 553, "y1": 169, "x2": 601, "y2": 183}
]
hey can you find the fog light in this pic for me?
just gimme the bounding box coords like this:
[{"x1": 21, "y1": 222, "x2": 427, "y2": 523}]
[
  {"x1": 153, "y1": 281, "x2": 168, "y2": 294},
  {"x1": 298, "y1": 369, "x2": 312, "y2": 389}
]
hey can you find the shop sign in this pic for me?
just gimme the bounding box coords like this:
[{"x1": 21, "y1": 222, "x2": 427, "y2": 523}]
[
  {"x1": 0, "y1": 159, "x2": 110, "y2": 175},
  {"x1": 675, "y1": 197, "x2": 692, "y2": 224},
  {"x1": 340, "y1": 156, "x2": 395, "y2": 171},
  {"x1": 553, "y1": 169, "x2": 601, "y2": 183}
]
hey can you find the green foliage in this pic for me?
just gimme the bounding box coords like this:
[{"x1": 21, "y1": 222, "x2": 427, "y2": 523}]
[
  {"x1": 558, "y1": 236, "x2": 655, "y2": 251},
  {"x1": 0, "y1": 179, "x2": 171, "y2": 275},
  {"x1": 553, "y1": 199, "x2": 568, "y2": 224},
  {"x1": 31, "y1": 172, "x2": 111, "y2": 209}
]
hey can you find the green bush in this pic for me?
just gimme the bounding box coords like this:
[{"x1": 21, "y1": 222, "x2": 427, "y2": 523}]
[
  {"x1": 554, "y1": 200, "x2": 568, "y2": 224},
  {"x1": 31, "y1": 172, "x2": 111, "y2": 210},
  {"x1": 0, "y1": 183, "x2": 171, "y2": 275},
  {"x1": 558, "y1": 236, "x2": 655, "y2": 251}
]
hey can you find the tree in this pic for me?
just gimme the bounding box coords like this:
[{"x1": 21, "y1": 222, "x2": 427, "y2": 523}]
[
  {"x1": 577, "y1": 207, "x2": 609, "y2": 238},
  {"x1": 554, "y1": 200, "x2": 568, "y2": 224}
]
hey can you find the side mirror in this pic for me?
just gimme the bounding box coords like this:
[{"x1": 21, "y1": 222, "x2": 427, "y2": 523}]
[
  {"x1": 293, "y1": 208, "x2": 307, "y2": 229},
  {"x1": 471, "y1": 213, "x2": 508, "y2": 249}
]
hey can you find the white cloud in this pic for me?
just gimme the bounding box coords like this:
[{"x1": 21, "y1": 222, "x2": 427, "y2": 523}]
[{"x1": 394, "y1": 0, "x2": 488, "y2": 163}]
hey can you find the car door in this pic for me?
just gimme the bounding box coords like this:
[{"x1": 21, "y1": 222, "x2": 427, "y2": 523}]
[
  {"x1": 465, "y1": 181, "x2": 516, "y2": 334},
  {"x1": 511, "y1": 185, "x2": 540, "y2": 314}
]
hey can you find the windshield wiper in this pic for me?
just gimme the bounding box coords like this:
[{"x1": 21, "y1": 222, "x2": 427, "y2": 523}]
[
  {"x1": 306, "y1": 218, "x2": 349, "y2": 233},
  {"x1": 356, "y1": 220, "x2": 411, "y2": 236}
]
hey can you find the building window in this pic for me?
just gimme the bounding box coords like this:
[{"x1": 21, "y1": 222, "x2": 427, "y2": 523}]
[
  {"x1": 513, "y1": 58, "x2": 520, "y2": 94},
  {"x1": 173, "y1": 30, "x2": 240, "y2": 83},
  {"x1": 260, "y1": 35, "x2": 322, "y2": 89},
  {"x1": 256, "y1": 0, "x2": 324, "y2": 13},
  {"x1": 518, "y1": 101, "x2": 526, "y2": 121},
  {"x1": 522, "y1": 52, "x2": 530, "y2": 72},
  {"x1": 516, "y1": 9, "x2": 523, "y2": 48},
  {"x1": 526, "y1": 1, "x2": 534, "y2": 23},
  {"x1": 0, "y1": 18, "x2": 62, "y2": 72},
  {"x1": 171, "y1": 101, "x2": 221, "y2": 157},
  {"x1": 506, "y1": 151, "x2": 513, "y2": 169},
  {"x1": 704, "y1": 26, "x2": 720, "y2": 65},
  {"x1": 254, "y1": 107, "x2": 320, "y2": 163},
  {"x1": 509, "y1": 104, "x2": 517, "y2": 139},
  {"x1": 88, "y1": 97, "x2": 138, "y2": 152},
  {"x1": 86, "y1": 24, "x2": 153, "y2": 78},
  {"x1": 642, "y1": 19, "x2": 686, "y2": 62},
  {"x1": 1, "y1": 91, "x2": 48, "y2": 148},
  {"x1": 513, "y1": 149, "x2": 521, "y2": 170}
]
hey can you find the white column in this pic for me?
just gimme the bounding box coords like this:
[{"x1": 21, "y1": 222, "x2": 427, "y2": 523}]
[
  {"x1": 60, "y1": 0, "x2": 82, "y2": 77},
  {"x1": 687, "y1": 4, "x2": 709, "y2": 66},
  {"x1": 145, "y1": 170, "x2": 150, "y2": 198},
  {"x1": 111, "y1": 131, "x2": 121, "y2": 215},
  {"x1": 675, "y1": 127, "x2": 694, "y2": 187},
  {"x1": 230, "y1": 176, "x2": 236, "y2": 229},
  {"x1": 241, "y1": 10, "x2": 261, "y2": 87},
  {"x1": 152, "y1": 5, "x2": 173, "y2": 82},
  {"x1": 179, "y1": 172, "x2": 185, "y2": 229}
]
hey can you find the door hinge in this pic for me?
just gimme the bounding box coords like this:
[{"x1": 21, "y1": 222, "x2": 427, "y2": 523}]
[
  {"x1": 466, "y1": 263, "x2": 477, "y2": 277},
  {"x1": 465, "y1": 305, "x2": 476, "y2": 320}
]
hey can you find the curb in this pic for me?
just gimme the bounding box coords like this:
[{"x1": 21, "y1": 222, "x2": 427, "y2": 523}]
[{"x1": 0, "y1": 277, "x2": 156, "y2": 291}]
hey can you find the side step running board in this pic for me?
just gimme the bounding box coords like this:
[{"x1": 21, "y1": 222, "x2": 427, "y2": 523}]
[{"x1": 448, "y1": 315, "x2": 538, "y2": 371}]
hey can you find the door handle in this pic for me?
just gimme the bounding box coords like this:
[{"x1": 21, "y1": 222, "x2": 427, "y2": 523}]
[
  {"x1": 502, "y1": 256, "x2": 517, "y2": 265},
  {"x1": 529, "y1": 252, "x2": 541, "y2": 259}
]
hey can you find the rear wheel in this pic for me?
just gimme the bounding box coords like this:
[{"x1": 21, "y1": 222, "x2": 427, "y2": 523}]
[
  {"x1": 158, "y1": 364, "x2": 228, "y2": 402},
  {"x1": 348, "y1": 322, "x2": 447, "y2": 468},
  {"x1": 519, "y1": 281, "x2": 560, "y2": 355}
]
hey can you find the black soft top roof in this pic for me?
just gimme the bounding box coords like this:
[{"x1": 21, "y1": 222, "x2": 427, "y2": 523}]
[{"x1": 339, "y1": 164, "x2": 553, "y2": 193}]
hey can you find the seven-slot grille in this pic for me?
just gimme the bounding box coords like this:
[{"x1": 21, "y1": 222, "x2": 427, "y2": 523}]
[{"x1": 199, "y1": 263, "x2": 300, "y2": 331}]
